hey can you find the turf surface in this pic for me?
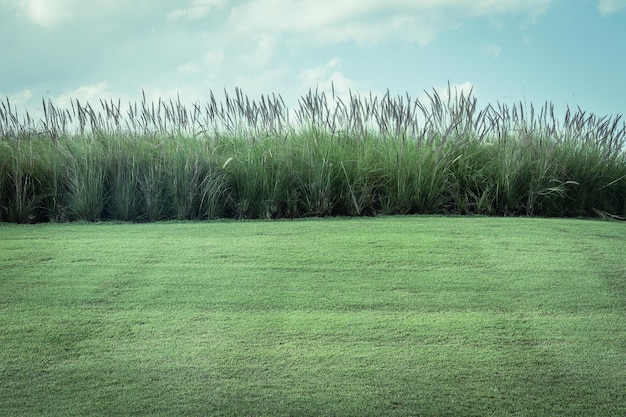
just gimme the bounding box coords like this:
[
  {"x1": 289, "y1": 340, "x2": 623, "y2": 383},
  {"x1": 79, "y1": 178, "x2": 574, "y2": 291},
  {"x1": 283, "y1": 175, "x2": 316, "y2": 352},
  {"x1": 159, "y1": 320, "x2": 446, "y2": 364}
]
[{"x1": 1, "y1": 217, "x2": 625, "y2": 416}]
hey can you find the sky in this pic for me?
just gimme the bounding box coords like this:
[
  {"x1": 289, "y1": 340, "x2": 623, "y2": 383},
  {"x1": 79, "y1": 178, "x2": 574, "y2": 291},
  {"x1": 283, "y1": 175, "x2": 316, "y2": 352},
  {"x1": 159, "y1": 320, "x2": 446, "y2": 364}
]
[{"x1": 1, "y1": 0, "x2": 626, "y2": 122}]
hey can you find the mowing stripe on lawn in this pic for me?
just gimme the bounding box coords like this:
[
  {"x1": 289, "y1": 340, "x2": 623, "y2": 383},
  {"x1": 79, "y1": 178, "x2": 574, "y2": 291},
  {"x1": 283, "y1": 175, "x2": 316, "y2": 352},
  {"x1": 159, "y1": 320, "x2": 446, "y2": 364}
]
[{"x1": 1, "y1": 217, "x2": 624, "y2": 416}]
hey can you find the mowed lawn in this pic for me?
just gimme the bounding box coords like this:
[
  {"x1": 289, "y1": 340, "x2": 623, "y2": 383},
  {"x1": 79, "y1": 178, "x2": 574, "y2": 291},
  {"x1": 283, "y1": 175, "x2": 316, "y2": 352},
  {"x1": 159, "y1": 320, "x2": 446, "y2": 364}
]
[{"x1": 0, "y1": 217, "x2": 624, "y2": 416}]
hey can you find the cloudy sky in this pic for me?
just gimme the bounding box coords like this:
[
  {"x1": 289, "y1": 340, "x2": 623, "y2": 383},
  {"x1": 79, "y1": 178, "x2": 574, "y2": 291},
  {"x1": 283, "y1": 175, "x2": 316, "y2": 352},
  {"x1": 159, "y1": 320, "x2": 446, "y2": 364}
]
[{"x1": 1, "y1": 0, "x2": 625, "y2": 120}]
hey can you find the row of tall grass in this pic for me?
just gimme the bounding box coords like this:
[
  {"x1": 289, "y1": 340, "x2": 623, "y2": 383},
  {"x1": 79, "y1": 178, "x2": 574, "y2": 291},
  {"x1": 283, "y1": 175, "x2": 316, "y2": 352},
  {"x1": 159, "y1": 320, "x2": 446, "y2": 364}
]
[{"x1": 1, "y1": 86, "x2": 625, "y2": 223}]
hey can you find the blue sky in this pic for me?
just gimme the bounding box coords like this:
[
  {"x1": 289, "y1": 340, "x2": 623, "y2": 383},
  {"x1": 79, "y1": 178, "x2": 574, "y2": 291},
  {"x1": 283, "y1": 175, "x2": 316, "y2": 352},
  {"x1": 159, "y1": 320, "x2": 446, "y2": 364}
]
[{"x1": 1, "y1": 0, "x2": 625, "y2": 120}]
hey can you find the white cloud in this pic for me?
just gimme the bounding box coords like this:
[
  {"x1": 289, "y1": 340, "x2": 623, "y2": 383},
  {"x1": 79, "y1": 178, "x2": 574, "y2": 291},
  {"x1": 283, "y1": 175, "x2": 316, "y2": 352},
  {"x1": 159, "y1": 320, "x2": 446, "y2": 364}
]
[
  {"x1": 3, "y1": 0, "x2": 162, "y2": 28},
  {"x1": 598, "y1": 0, "x2": 626, "y2": 14},
  {"x1": 315, "y1": 15, "x2": 450, "y2": 46},
  {"x1": 167, "y1": 0, "x2": 226, "y2": 21},
  {"x1": 299, "y1": 58, "x2": 358, "y2": 98},
  {"x1": 459, "y1": 0, "x2": 552, "y2": 17},
  {"x1": 229, "y1": 0, "x2": 554, "y2": 45},
  {"x1": 177, "y1": 49, "x2": 224, "y2": 76},
  {"x1": 203, "y1": 49, "x2": 224, "y2": 67},
  {"x1": 51, "y1": 82, "x2": 114, "y2": 109},
  {"x1": 2, "y1": 89, "x2": 33, "y2": 107},
  {"x1": 13, "y1": 0, "x2": 76, "y2": 28},
  {"x1": 296, "y1": 58, "x2": 393, "y2": 114},
  {"x1": 234, "y1": 67, "x2": 293, "y2": 96},
  {"x1": 139, "y1": 84, "x2": 209, "y2": 106},
  {"x1": 177, "y1": 63, "x2": 202, "y2": 76},
  {"x1": 419, "y1": 82, "x2": 475, "y2": 105},
  {"x1": 446, "y1": 82, "x2": 474, "y2": 99},
  {"x1": 49, "y1": 82, "x2": 211, "y2": 119},
  {"x1": 482, "y1": 44, "x2": 502, "y2": 58},
  {"x1": 235, "y1": 34, "x2": 276, "y2": 69},
  {"x1": 1, "y1": 82, "x2": 130, "y2": 122}
]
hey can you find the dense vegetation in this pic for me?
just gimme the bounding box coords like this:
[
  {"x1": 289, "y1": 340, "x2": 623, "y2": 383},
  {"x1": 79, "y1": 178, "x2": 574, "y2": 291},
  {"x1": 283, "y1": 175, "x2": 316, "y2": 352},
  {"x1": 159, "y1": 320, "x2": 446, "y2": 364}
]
[{"x1": 1, "y1": 87, "x2": 625, "y2": 223}]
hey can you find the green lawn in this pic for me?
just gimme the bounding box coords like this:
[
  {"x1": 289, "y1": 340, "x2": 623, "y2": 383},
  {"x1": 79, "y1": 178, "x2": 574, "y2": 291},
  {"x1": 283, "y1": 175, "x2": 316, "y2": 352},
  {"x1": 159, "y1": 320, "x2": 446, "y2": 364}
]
[{"x1": 1, "y1": 217, "x2": 624, "y2": 416}]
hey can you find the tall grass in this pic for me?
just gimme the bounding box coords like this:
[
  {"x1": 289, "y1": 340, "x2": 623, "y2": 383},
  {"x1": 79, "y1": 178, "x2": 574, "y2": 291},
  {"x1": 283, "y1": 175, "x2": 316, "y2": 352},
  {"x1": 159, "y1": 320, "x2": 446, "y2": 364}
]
[
  {"x1": 1, "y1": 87, "x2": 625, "y2": 222},
  {"x1": 63, "y1": 138, "x2": 108, "y2": 221},
  {"x1": 0, "y1": 141, "x2": 43, "y2": 223}
]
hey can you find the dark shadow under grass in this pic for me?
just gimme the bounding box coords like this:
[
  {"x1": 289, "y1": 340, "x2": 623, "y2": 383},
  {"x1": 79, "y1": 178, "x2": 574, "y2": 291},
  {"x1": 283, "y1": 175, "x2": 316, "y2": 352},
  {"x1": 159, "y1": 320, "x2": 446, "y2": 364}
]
[{"x1": 0, "y1": 217, "x2": 625, "y2": 416}]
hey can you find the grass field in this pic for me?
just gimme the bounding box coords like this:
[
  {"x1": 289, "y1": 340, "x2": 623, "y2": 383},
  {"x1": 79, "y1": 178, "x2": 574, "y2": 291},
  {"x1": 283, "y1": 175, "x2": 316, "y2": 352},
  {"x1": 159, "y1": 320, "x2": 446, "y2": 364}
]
[{"x1": 1, "y1": 216, "x2": 625, "y2": 416}]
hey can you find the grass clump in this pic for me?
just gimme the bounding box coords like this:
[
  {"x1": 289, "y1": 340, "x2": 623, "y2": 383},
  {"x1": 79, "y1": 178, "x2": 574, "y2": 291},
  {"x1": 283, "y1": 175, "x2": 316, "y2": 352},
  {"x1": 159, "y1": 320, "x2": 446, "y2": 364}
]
[{"x1": 1, "y1": 88, "x2": 625, "y2": 222}]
